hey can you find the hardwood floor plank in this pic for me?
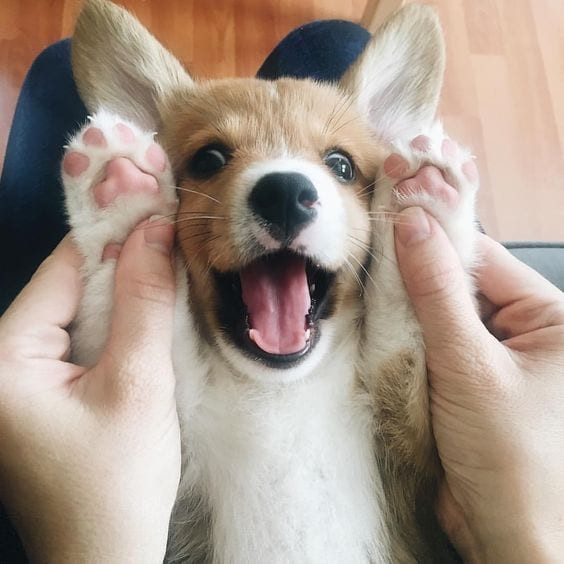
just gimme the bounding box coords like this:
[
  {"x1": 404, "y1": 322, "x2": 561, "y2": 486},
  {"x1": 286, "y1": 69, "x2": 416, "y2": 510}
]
[
  {"x1": 472, "y1": 54, "x2": 537, "y2": 239},
  {"x1": 531, "y1": 0, "x2": 564, "y2": 157},
  {"x1": 495, "y1": 0, "x2": 564, "y2": 240},
  {"x1": 463, "y1": 0, "x2": 504, "y2": 56}
]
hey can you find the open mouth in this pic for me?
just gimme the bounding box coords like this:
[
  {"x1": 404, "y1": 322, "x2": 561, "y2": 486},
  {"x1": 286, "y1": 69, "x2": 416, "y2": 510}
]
[{"x1": 214, "y1": 251, "x2": 335, "y2": 368}]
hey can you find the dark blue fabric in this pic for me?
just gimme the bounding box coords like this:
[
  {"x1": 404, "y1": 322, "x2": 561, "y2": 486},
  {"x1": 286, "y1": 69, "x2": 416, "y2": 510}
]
[
  {"x1": 257, "y1": 20, "x2": 370, "y2": 81},
  {"x1": 0, "y1": 39, "x2": 87, "y2": 314}
]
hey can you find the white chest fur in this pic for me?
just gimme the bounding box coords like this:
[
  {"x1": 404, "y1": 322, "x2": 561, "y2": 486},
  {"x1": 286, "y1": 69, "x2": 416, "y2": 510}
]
[{"x1": 174, "y1": 343, "x2": 388, "y2": 563}]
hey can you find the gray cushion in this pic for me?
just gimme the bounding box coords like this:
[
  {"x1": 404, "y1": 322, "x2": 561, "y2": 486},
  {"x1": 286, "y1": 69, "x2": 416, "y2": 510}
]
[{"x1": 505, "y1": 242, "x2": 564, "y2": 292}]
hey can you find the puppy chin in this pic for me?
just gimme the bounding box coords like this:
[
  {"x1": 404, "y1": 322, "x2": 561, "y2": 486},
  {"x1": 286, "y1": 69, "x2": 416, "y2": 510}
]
[{"x1": 216, "y1": 322, "x2": 335, "y2": 386}]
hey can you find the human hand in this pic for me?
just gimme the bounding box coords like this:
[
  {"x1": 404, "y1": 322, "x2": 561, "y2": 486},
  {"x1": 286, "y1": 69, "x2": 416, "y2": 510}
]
[
  {"x1": 394, "y1": 208, "x2": 564, "y2": 563},
  {"x1": 0, "y1": 219, "x2": 180, "y2": 563}
]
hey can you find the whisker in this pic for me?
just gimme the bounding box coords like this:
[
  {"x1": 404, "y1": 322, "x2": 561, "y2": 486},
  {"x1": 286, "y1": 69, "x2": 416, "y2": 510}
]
[
  {"x1": 177, "y1": 220, "x2": 214, "y2": 229},
  {"x1": 175, "y1": 214, "x2": 226, "y2": 221},
  {"x1": 366, "y1": 210, "x2": 403, "y2": 216},
  {"x1": 330, "y1": 113, "x2": 363, "y2": 136},
  {"x1": 348, "y1": 235, "x2": 380, "y2": 264},
  {"x1": 176, "y1": 210, "x2": 226, "y2": 216},
  {"x1": 322, "y1": 89, "x2": 355, "y2": 137},
  {"x1": 343, "y1": 256, "x2": 365, "y2": 296},
  {"x1": 355, "y1": 154, "x2": 423, "y2": 200},
  {"x1": 178, "y1": 230, "x2": 213, "y2": 243},
  {"x1": 366, "y1": 219, "x2": 412, "y2": 227},
  {"x1": 185, "y1": 234, "x2": 222, "y2": 270},
  {"x1": 366, "y1": 218, "x2": 411, "y2": 226},
  {"x1": 355, "y1": 178, "x2": 378, "y2": 198},
  {"x1": 348, "y1": 234, "x2": 399, "y2": 271},
  {"x1": 327, "y1": 89, "x2": 361, "y2": 137},
  {"x1": 347, "y1": 250, "x2": 380, "y2": 292},
  {"x1": 167, "y1": 184, "x2": 222, "y2": 205}
]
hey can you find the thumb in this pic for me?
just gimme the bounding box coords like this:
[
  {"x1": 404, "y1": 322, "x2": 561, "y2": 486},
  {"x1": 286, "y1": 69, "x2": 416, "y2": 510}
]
[
  {"x1": 101, "y1": 217, "x2": 176, "y2": 403},
  {"x1": 394, "y1": 207, "x2": 491, "y2": 371}
]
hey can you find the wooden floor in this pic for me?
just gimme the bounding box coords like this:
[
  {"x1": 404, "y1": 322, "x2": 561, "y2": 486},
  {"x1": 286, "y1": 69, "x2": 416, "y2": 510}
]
[{"x1": 1, "y1": 0, "x2": 563, "y2": 241}]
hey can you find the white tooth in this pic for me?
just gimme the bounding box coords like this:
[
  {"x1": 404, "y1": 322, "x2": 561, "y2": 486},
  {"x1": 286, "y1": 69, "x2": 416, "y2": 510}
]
[
  {"x1": 249, "y1": 329, "x2": 258, "y2": 344},
  {"x1": 305, "y1": 329, "x2": 311, "y2": 342},
  {"x1": 310, "y1": 283, "x2": 316, "y2": 293}
]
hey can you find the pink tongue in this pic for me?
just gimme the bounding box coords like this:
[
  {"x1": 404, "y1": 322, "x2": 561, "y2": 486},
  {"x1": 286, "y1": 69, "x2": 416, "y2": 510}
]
[{"x1": 240, "y1": 254, "x2": 311, "y2": 355}]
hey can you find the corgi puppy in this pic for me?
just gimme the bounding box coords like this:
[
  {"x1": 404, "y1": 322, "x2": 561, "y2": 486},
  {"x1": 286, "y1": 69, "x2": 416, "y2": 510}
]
[{"x1": 63, "y1": 0, "x2": 478, "y2": 561}]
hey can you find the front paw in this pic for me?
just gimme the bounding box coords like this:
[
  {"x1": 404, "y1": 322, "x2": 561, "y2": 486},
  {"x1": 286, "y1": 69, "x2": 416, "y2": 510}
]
[
  {"x1": 383, "y1": 124, "x2": 479, "y2": 267},
  {"x1": 62, "y1": 110, "x2": 178, "y2": 269}
]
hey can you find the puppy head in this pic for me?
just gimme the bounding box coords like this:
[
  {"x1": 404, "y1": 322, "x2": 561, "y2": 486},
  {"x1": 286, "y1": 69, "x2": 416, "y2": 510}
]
[{"x1": 72, "y1": 0, "x2": 444, "y2": 383}]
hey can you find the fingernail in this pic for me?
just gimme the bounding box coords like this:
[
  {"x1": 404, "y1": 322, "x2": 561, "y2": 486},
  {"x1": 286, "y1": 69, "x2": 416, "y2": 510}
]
[
  {"x1": 144, "y1": 215, "x2": 174, "y2": 254},
  {"x1": 383, "y1": 154, "x2": 410, "y2": 179},
  {"x1": 102, "y1": 243, "x2": 122, "y2": 261},
  {"x1": 410, "y1": 135, "x2": 431, "y2": 152},
  {"x1": 395, "y1": 207, "x2": 432, "y2": 246}
]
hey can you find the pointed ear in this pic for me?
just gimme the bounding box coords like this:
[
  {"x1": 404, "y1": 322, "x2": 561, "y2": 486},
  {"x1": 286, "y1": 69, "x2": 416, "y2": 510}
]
[
  {"x1": 72, "y1": 0, "x2": 193, "y2": 129},
  {"x1": 341, "y1": 4, "x2": 445, "y2": 140}
]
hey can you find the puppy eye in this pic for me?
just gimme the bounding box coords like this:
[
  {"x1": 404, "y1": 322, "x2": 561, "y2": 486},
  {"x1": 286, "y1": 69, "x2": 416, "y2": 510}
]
[
  {"x1": 189, "y1": 144, "x2": 231, "y2": 178},
  {"x1": 324, "y1": 151, "x2": 355, "y2": 183}
]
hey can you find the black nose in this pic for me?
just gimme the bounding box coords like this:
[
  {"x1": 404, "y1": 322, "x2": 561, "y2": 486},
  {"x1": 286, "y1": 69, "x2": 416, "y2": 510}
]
[{"x1": 249, "y1": 172, "x2": 318, "y2": 242}]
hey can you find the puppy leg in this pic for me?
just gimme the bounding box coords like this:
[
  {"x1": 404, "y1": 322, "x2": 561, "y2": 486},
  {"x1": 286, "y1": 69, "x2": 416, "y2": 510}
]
[
  {"x1": 364, "y1": 122, "x2": 479, "y2": 461},
  {"x1": 362, "y1": 124, "x2": 479, "y2": 561},
  {"x1": 62, "y1": 110, "x2": 177, "y2": 366}
]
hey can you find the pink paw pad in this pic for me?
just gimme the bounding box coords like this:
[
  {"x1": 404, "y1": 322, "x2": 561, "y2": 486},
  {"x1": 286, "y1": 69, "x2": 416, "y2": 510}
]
[
  {"x1": 93, "y1": 157, "x2": 159, "y2": 208},
  {"x1": 113, "y1": 123, "x2": 136, "y2": 144},
  {"x1": 441, "y1": 138, "x2": 459, "y2": 160},
  {"x1": 63, "y1": 152, "x2": 90, "y2": 177},
  {"x1": 462, "y1": 160, "x2": 479, "y2": 183},
  {"x1": 83, "y1": 127, "x2": 107, "y2": 147},
  {"x1": 410, "y1": 135, "x2": 432, "y2": 153},
  {"x1": 383, "y1": 154, "x2": 410, "y2": 179},
  {"x1": 145, "y1": 142, "x2": 167, "y2": 172}
]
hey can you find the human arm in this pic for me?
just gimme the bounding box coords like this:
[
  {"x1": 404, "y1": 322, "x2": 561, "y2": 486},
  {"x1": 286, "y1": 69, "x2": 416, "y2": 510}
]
[
  {"x1": 0, "y1": 219, "x2": 180, "y2": 563},
  {"x1": 395, "y1": 208, "x2": 564, "y2": 563}
]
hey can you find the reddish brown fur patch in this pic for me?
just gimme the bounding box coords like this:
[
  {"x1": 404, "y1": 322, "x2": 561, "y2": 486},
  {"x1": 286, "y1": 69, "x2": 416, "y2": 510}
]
[
  {"x1": 157, "y1": 78, "x2": 386, "y2": 338},
  {"x1": 368, "y1": 350, "x2": 433, "y2": 469}
]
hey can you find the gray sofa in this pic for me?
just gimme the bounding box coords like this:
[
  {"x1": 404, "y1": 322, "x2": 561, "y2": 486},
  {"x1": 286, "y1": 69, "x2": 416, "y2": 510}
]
[{"x1": 505, "y1": 242, "x2": 564, "y2": 291}]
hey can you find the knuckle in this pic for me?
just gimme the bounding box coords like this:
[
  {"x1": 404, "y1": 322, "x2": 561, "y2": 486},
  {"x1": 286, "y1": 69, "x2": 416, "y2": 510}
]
[
  {"x1": 549, "y1": 301, "x2": 564, "y2": 326},
  {"x1": 124, "y1": 271, "x2": 176, "y2": 306},
  {"x1": 409, "y1": 258, "x2": 461, "y2": 301}
]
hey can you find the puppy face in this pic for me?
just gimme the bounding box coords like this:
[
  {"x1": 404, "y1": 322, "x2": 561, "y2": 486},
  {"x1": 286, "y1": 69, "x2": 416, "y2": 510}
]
[
  {"x1": 159, "y1": 78, "x2": 380, "y2": 378},
  {"x1": 72, "y1": 0, "x2": 444, "y2": 382}
]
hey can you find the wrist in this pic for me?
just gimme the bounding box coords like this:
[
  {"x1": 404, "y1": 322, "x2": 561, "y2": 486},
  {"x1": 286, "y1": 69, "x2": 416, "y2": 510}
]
[
  {"x1": 13, "y1": 493, "x2": 172, "y2": 564},
  {"x1": 25, "y1": 523, "x2": 169, "y2": 564},
  {"x1": 457, "y1": 497, "x2": 564, "y2": 564},
  {"x1": 440, "y1": 480, "x2": 564, "y2": 564},
  {"x1": 465, "y1": 523, "x2": 564, "y2": 564}
]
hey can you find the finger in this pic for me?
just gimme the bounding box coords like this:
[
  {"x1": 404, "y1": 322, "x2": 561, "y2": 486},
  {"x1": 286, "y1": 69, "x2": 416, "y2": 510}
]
[
  {"x1": 383, "y1": 154, "x2": 410, "y2": 179},
  {"x1": 100, "y1": 217, "x2": 176, "y2": 404},
  {"x1": 476, "y1": 236, "x2": 564, "y2": 340},
  {"x1": 394, "y1": 207, "x2": 495, "y2": 368},
  {"x1": 1, "y1": 235, "x2": 83, "y2": 333},
  {"x1": 476, "y1": 234, "x2": 563, "y2": 307}
]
